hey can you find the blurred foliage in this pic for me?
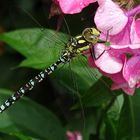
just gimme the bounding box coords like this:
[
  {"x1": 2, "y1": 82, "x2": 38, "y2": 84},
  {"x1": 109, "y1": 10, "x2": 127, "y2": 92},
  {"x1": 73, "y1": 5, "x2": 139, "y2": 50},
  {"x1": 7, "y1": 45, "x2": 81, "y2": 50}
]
[{"x1": 0, "y1": 0, "x2": 140, "y2": 140}]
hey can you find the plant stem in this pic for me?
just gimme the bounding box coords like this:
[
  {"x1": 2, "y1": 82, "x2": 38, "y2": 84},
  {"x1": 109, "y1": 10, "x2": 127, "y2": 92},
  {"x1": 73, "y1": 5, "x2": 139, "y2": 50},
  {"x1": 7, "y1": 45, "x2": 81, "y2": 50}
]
[{"x1": 95, "y1": 94, "x2": 117, "y2": 140}]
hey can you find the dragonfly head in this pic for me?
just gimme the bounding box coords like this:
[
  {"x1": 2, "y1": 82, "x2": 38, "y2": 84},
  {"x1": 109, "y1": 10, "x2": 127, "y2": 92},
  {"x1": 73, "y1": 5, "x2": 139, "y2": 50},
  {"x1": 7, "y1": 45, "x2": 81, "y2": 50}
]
[{"x1": 82, "y1": 28, "x2": 100, "y2": 44}]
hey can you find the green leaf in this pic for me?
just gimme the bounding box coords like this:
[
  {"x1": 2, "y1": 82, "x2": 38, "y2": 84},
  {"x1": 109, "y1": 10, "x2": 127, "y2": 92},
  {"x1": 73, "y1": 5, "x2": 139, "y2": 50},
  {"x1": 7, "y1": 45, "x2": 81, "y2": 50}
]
[
  {"x1": 105, "y1": 116, "x2": 116, "y2": 140},
  {"x1": 65, "y1": 111, "x2": 97, "y2": 140},
  {"x1": 0, "y1": 132, "x2": 19, "y2": 140},
  {"x1": 105, "y1": 95, "x2": 124, "y2": 140},
  {"x1": 53, "y1": 56, "x2": 102, "y2": 95},
  {"x1": 70, "y1": 56, "x2": 102, "y2": 89},
  {"x1": 0, "y1": 89, "x2": 67, "y2": 140},
  {"x1": 0, "y1": 131, "x2": 37, "y2": 140},
  {"x1": 10, "y1": 132, "x2": 36, "y2": 140},
  {"x1": 82, "y1": 79, "x2": 112, "y2": 107},
  {"x1": 73, "y1": 77, "x2": 120, "y2": 109},
  {"x1": 0, "y1": 28, "x2": 69, "y2": 69},
  {"x1": 116, "y1": 90, "x2": 140, "y2": 140}
]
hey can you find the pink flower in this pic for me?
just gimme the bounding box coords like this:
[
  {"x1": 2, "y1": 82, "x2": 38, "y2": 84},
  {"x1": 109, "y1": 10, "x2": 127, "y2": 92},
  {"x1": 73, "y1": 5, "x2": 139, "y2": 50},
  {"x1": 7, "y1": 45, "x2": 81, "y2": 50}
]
[
  {"x1": 54, "y1": 0, "x2": 97, "y2": 14},
  {"x1": 67, "y1": 131, "x2": 82, "y2": 140},
  {"x1": 89, "y1": 1, "x2": 140, "y2": 95},
  {"x1": 95, "y1": 0, "x2": 128, "y2": 35}
]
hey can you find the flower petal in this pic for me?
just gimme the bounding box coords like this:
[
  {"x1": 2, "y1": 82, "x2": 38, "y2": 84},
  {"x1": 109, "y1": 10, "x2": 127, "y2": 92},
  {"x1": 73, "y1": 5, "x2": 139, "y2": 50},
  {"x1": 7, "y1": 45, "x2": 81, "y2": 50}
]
[
  {"x1": 135, "y1": 18, "x2": 140, "y2": 38},
  {"x1": 108, "y1": 72, "x2": 135, "y2": 95},
  {"x1": 123, "y1": 56, "x2": 140, "y2": 88},
  {"x1": 130, "y1": 18, "x2": 140, "y2": 44},
  {"x1": 67, "y1": 131, "x2": 82, "y2": 140},
  {"x1": 112, "y1": 82, "x2": 135, "y2": 95},
  {"x1": 93, "y1": 43, "x2": 106, "y2": 59},
  {"x1": 94, "y1": 44, "x2": 123, "y2": 74},
  {"x1": 109, "y1": 18, "x2": 132, "y2": 45},
  {"x1": 95, "y1": 0, "x2": 128, "y2": 35},
  {"x1": 88, "y1": 55, "x2": 96, "y2": 68},
  {"x1": 122, "y1": 87, "x2": 135, "y2": 95},
  {"x1": 56, "y1": 0, "x2": 96, "y2": 14}
]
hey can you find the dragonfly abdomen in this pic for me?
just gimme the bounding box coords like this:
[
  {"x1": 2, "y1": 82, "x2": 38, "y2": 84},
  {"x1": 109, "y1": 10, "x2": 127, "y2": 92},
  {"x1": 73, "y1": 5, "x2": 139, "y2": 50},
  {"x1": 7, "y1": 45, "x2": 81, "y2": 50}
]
[{"x1": 0, "y1": 53, "x2": 69, "y2": 113}]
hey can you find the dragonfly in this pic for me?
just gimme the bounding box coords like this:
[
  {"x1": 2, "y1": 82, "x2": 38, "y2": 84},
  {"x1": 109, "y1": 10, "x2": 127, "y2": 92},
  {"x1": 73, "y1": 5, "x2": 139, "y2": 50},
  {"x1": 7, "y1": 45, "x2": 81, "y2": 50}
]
[{"x1": 0, "y1": 27, "x2": 108, "y2": 113}]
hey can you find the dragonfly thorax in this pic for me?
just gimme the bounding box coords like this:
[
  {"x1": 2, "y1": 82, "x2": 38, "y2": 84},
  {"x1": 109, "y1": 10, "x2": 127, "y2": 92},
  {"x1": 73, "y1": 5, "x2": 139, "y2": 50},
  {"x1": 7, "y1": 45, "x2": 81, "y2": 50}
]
[
  {"x1": 66, "y1": 36, "x2": 90, "y2": 57},
  {"x1": 66, "y1": 28, "x2": 100, "y2": 56},
  {"x1": 61, "y1": 27, "x2": 101, "y2": 62}
]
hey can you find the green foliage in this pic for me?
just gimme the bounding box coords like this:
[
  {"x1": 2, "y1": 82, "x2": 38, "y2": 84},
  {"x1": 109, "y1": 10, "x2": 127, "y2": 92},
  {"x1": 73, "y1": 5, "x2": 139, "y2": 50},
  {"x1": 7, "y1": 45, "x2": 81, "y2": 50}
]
[
  {"x1": 0, "y1": 28, "x2": 102, "y2": 95},
  {"x1": 0, "y1": 1, "x2": 140, "y2": 139},
  {"x1": 116, "y1": 90, "x2": 140, "y2": 140},
  {"x1": 0, "y1": 27, "x2": 140, "y2": 140},
  {"x1": 0, "y1": 28, "x2": 68, "y2": 69},
  {"x1": 0, "y1": 89, "x2": 67, "y2": 140}
]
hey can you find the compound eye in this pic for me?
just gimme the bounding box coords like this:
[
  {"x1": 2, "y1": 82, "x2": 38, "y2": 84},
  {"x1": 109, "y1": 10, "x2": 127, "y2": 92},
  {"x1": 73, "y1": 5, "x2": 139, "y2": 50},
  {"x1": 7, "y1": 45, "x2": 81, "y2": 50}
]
[{"x1": 82, "y1": 28, "x2": 99, "y2": 44}]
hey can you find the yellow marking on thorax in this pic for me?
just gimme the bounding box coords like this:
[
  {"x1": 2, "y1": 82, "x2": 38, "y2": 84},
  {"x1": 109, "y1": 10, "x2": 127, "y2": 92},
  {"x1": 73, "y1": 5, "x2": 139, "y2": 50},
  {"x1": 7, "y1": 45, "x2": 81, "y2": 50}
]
[
  {"x1": 77, "y1": 45, "x2": 90, "y2": 52},
  {"x1": 76, "y1": 35, "x2": 82, "y2": 39},
  {"x1": 78, "y1": 39, "x2": 86, "y2": 44}
]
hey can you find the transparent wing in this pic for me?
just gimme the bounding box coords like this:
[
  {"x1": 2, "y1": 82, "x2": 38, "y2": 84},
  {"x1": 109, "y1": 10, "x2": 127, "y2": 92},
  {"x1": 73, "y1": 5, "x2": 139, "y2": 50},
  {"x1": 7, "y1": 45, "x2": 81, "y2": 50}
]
[{"x1": 9, "y1": 2, "x2": 68, "y2": 55}]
